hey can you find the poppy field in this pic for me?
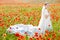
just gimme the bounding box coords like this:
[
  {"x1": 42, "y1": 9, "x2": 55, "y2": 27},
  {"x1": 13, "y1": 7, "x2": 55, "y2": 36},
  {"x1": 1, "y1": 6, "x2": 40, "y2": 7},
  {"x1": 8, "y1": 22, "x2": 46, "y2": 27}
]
[{"x1": 0, "y1": 4, "x2": 60, "y2": 40}]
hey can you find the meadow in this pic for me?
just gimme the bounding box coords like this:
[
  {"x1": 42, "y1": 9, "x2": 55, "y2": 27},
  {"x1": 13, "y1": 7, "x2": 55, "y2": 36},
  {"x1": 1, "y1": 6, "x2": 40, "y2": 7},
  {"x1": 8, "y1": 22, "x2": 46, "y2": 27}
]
[{"x1": 0, "y1": 4, "x2": 60, "y2": 40}]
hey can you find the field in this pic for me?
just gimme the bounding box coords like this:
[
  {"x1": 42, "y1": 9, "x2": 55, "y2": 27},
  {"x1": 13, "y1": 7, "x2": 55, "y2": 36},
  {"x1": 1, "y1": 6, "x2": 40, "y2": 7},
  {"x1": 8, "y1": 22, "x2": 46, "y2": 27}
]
[{"x1": 0, "y1": 4, "x2": 60, "y2": 40}]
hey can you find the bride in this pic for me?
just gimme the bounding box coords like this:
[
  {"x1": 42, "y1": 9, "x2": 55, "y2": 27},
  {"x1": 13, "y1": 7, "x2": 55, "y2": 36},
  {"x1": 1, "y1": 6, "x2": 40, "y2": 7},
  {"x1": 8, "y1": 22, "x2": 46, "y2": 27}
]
[
  {"x1": 38, "y1": 3, "x2": 53, "y2": 34},
  {"x1": 7, "y1": 3, "x2": 53, "y2": 37}
]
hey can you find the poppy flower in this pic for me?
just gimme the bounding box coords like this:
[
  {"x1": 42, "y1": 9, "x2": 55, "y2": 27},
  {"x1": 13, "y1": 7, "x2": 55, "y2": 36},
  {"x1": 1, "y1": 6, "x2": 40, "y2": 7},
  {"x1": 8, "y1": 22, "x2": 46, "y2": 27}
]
[
  {"x1": 39, "y1": 34, "x2": 42, "y2": 38},
  {"x1": 17, "y1": 35, "x2": 25, "y2": 40},
  {"x1": 43, "y1": 37, "x2": 46, "y2": 40},
  {"x1": 20, "y1": 35, "x2": 24, "y2": 39},
  {"x1": 51, "y1": 14, "x2": 54, "y2": 19},
  {"x1": 15, "y1": 32, "x2": 20, "y2": 37},
  {"x1": 0, "y1": 23, "x2": 4, "y2": 26},
  {"x1": 56, "y1": 16, "x2": 59, "y2": 21},
  {"x1": 52, "y1": 33, "x2": 56, "y2": 38},
  {"x1": 36, "y1": 38, "x2": 39, "y2": 40},
  {"x1": 30, "y1": 21, "x2": 33, "y2": 24},
  {"x1": 35, "y1": 32, "x2": 38, "y2": 35},
  {"x1": 24, "y1": 32, "x2": 28, "y2": 36},
  {"x1": 45, "y1": 33, "x2": 48, "y2": 37},
  {"x1": 8, "y1": 30, "x2": 12, "y2": 33},
  {"x1": 17, "y1": 38, "x2": 21, "y2": 40},
  {"x1": 0, "y1": 18, "x2": 2, "y2": 21},
  {"x1": 38, "y1": 28, "x2": 41, "y2": 30},
  {"x1": 29, "y1": 37, "x2": 33, "y2": 40},
  {"x1": 48, "y1": 24, "x2": 50, "y2": 27},
  {"x1": 34, "y1": 32, "x2": 38, "y2": 38},
  {"x1": 24, "y1": 32, "x2": 27, "y2": 34},
  {"x1": 16, "y1": 17, "x2": 20, "y2": 21},
  {"x1": 10, "y1": 27, "x2": 12, "y2": 29},
  {"x1": 23, "y1": 20, "x2": 27, "y2": 24},
  {"x1": 8, "y1": 19, "x2": 11, "y2": 22},
  {"x1": 48, "y1": 38, "x2": 51, "y2": 40},
  {"x1": 53, "y1": 9, "x2": 56, "y2": 13},
  {"x1": 45, "y1": 30, "x2": 49, "y2": 33},
  {"x1": 2, "y1": 33, "x2": 7, "y2": 37},
  {"x1": 58, "y1": 36, "x2": 60, "y2": 39},
  {"x1": 34, "y1": 34, "x2": 38, "y2": 38}
]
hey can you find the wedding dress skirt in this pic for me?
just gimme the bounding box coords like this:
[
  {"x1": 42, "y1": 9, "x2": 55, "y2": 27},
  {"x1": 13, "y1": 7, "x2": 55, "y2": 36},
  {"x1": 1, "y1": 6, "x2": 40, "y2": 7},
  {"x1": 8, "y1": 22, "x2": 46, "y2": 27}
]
[
  {"x1": 7, "y1": 6, "x2": 53, "y2": 37},
  {"x1": 7, "y1": 24, "x2": 41, "y2": 36}
]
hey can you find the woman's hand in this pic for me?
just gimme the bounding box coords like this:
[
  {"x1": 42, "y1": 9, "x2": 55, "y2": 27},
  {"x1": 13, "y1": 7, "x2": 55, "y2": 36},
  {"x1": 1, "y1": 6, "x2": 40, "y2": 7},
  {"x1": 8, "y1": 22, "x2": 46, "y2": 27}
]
[{"x1": 45, "y1": 15, "x2": 49, "y2": 19}]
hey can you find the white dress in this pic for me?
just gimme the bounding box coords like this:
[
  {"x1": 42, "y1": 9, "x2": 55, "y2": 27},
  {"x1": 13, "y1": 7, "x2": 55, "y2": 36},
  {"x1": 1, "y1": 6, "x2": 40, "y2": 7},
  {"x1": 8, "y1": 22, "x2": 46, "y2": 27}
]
[
  {"x1": 38, "y1": 6, "x2": 53, "y2": 34},
  {"x1": 7, "y1": 6, "x2": 53, "y2": 37}
]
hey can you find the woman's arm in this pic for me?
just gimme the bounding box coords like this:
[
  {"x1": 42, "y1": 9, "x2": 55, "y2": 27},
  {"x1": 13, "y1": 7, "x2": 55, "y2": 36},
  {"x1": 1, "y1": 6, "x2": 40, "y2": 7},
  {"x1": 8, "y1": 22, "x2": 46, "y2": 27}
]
[
  {"x1": 44, "y1": 9, "x2": 50, "y2": 19},
  {"x1": 45, "y1": 15, "x2": 49, "y2": 19}
]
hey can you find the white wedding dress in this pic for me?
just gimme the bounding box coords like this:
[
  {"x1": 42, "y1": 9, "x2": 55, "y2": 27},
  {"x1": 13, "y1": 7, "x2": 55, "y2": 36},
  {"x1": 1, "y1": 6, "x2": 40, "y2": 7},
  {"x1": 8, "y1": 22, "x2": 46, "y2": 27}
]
[
  {"x1": 7, "y1": 6, "x2": 53, "y2": 37},
  {"x1": 38, "y1": 6, "x2": 53, "y2": 34}
]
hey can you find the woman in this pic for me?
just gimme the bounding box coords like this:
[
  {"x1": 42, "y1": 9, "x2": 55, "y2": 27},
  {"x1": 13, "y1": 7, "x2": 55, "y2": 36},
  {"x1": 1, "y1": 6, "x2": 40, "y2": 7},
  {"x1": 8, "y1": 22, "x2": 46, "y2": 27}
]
[
  {"x1": 38, "y1": 3, "x2": 53, "y2": 34},
  {"x1": 7, "y1": 3, "x2": 53, "y2": 37}
]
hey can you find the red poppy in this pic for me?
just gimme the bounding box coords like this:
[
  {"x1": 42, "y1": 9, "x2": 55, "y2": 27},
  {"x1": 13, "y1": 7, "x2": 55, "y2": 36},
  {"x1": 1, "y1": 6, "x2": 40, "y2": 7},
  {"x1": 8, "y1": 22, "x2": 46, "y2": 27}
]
[
  {"x1": 6, "y1": 24, "x2": 9, "y2": 27},
  {"x1": 56, "y1": 16, "x2": 59, "y2": 21},
  {"x1": 52, "y1": 33, "x2": 56, "y2": 38},
  {"x1": 53, "y1": 9, "x2": 56, "y2": 13},
  {"x1": 39, "y1": 34, "x2": 43, "y2": 38},
  {"x1": 48, "y1": 24, "x2": 50, "y2": 27},
  {"x1": 34, "y1": 34, "x2": 38, "y2": 38},
  {"x1": 15, "y1": 32, "x2": 20, "y2": 37},
  {"x1": 38, "y1": 28, "x2": 41, "y2": 30},
  {"x1": 8, "y1": 19, "x2": 11, "y2": 22},
  {"x1": 10, "y1": 27, "x2": 12, "y2": 29},
  {"x1": 16, "y1": 17, "x2": 20, "y2": 21},
  {"x1": 51, "y1": 14, "x2": 54, "y2": 19},
  {"x1": 0, "y1": 23, "x2": 4, "y2": 26},
  {"x1": 8, "y1": 30, "x2": 12, "y2": 33},
  {"x1": 20, "y1": 35, "x2": 24, "y2": 39},
  {"x1": 45, "y1": 33, "x2": 48, "y2": 37},
  {"x1": 36, "y1": 38, "x2": 39, "y2": 40},
  {"x1": 45, "y1": 30, "x2": 49, "y2": 33},
  {"x1": 24, "y1": 32, "x2": 27, "y2": 34},
  {"x1": 35, "y1": 32, "x2": 38, "y2": 35},
  {"x1": 34, "y1": 32, "x2": 38, "y2": 38},
  {"x1": 17, "y1": 38, "x2": 21, "y2": 40},
  {"x1": 2, "y1": 33, "x2": 7, "y2": 37},
  {"x1": 0, "y1": 18, "x2": 2, "y2": 21},
  {"x1": 24, "y1": 32, "x2": 28, "y2": 35},
  {"x1": 29, "y1": 37, "x2": 33, "y2": 40},
  {"x1": 48, "y1": 38, "x2": 51, "y2": 40}
]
